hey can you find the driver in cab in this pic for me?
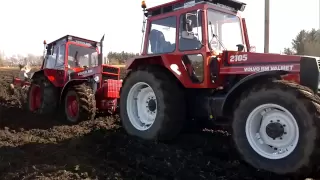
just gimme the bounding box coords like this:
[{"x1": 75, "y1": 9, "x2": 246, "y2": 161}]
[
  {"x1": 67, "y1": 51, "x2": 84, "y2": 72},
  {"x1": 67, "y1": 51, "x2": 85, "y2": 80}
]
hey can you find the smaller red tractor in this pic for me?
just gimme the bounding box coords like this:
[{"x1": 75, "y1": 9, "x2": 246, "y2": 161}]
[
  {"x1": 11, "y1": 35, "x2": 122, "y2": 123},
  {"x1": 119, "y1": 0, "x2": 320, "y2": 177}
]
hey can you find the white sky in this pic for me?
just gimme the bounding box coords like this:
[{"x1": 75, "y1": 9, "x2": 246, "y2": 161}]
[{"x1": 0, "y1": 0, "x2": 318, "y2": 56}]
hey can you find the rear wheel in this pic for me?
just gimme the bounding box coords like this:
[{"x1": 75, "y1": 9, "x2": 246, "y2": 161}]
[
  {"x1": 232, "y1": 80, "x2": 320, "y2": 175},
  {"x1": 64, "y1": 83, "x2": 96, "y2": 123},
  {"x1": 27, "y1": 76, "x2": 57, "y2": 114},
  {"x1": 120, "y1": 66, "x2": 185, "y2": 141},
  {"x1": 28, "y1": 83, "x2": 41, "y2": 111},
  {"x1": 127, "y1": 82, "x2": 157, "y2": 131}
]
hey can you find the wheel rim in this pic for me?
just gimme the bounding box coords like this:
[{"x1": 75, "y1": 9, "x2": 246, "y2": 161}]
[
  {"x1": 245, "y1": 103, "x2": 299, "y2": 160},
  {"x1": 66, "y1": 95, "x2": 79, "y2": 119},
  {"x1": 30, "y1": 85, "x2": 41, "y2": 111},
  {"x1": 126, "y1": 82, "x2": 157, "y2": 131}
]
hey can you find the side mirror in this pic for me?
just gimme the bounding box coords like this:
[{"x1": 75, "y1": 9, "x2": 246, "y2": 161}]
[
  {"x1": 236, "y1": 44, "x2": 244, "y2": 52},
  {"x1": 249, "y1": 46, "x2": 256, "y2": 52},
  {"x1": 185, "y1": 10, "x2": 201, "y2": 35}
]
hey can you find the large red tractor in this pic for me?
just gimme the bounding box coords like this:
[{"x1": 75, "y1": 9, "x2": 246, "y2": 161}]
[
  {"x1": 12, "y1": 35, "x2": 122, "y2": 123},
  {"x1": 120, "y1": 0, "x2": 320, "y2": 176}
]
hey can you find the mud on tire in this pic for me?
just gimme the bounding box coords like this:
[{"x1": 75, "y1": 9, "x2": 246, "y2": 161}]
[
  {"x1": 63, "y1": 83, "x2": 96, "y2": 123},
  {"x1": 120, "y1": 65, "x2": 186, "y2": 141},
  {"x1": 27, "y1": 76, "x2": 57, "y2": 114},
  {"x1": 232, "y1": 80, "x2": 320, "y2": 176}
]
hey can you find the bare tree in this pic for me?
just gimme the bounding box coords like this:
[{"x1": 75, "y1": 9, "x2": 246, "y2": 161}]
[
  {"x1": 26, "y1": 53, "x2": 42, "y2": 66},
  {"x1": 0, "y1": 50, "x2": 4, "y2": 66}
]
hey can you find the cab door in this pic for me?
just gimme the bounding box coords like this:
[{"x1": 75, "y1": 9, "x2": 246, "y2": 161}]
[
  {"x1": 178, "y1": 9, "x2": 205, "y2": 85},
  {"x1": 54, "y1": 44, "x2": 67, "y2": 86}
]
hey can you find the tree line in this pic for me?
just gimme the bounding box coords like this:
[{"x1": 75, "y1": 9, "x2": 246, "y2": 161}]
[
  {"x1": 283, "y1": 28, "x2": 320, "y2": 56},
  {"x1": 107, "y1": 51, "x2": 140, "y2": 64},
  {"x1": 0, "y1": 51, "x2": 140, "y2": 67}
]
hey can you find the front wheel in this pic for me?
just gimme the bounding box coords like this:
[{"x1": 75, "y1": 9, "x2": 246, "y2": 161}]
[
  {"x1": 120, "y1": 66, "x2": 186, "y2": 141},
  {"x1": 63, "y1": 83, "x2": 96, "y2": 123},
  {"x1": 232, "y1": 80, "x2": 320, "y2": 175}
]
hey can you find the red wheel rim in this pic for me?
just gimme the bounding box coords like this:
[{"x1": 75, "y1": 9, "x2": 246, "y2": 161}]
[
  {"x1": 30, "y1": 85, "x2": 41, "y2": 111},
  {"x1": 66, "y1": 95, "x2": 79, "y2": 118}
]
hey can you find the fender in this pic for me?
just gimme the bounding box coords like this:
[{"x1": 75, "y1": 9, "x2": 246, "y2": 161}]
[
  {"x1": 125, "y1": 54, "x2": 194, "y2": 87},
  {"x1": 221, "y1": 70, "x2": 288, "y2": 116},
  {"x1": 31, "y1": 70, "x2": 44, "y2": 80},
  {"x1": 59, "y1": 79, "x2": 87, "y2": 103},
  {"x1": 32, "y1": 69, "x2": 63, "y2": 87}
]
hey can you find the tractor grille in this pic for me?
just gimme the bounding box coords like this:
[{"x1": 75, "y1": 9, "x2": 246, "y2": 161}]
[
  {"x1": 103, "y1": 66, "x2": 119, "y2": 74},
  {"x1": 102, "y1": 73, "x2": 118, "y2": 81},
  {"x1": 101, "y1": 65, "x2": 120, "y2": 81}
]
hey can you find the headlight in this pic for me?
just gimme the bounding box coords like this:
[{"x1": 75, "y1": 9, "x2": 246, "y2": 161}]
[{"x1": 94, "y1": 75, "x2": 100, "y2": 82}]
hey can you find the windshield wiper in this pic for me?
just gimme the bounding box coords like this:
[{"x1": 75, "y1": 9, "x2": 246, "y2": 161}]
[{"x1": 209, "y1": 21, "x2": 226, "y2": 51}]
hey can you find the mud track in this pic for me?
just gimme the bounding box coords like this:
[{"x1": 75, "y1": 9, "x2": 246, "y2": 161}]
[{"x1": 0, "y1": 69, "x2": 315, "y2": 179}]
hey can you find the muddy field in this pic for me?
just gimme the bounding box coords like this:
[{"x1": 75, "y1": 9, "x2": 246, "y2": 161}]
[{"x1": 0, "y1": 68, "x2": 316, "y2": 180}]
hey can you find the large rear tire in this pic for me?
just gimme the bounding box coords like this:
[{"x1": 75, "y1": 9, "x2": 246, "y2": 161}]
[
  {"x1": 27, "y1": 76, "x2": 57, "y2": 114},
  {"x1": 232, "y1": 80, "x2": 320, "y2": 176},
  {"x1": 120, "y1": 66, "x2": 186, "y2": 141},
  {"x1": 63, "y1": 83, "x2": 96, "y2": 123}
]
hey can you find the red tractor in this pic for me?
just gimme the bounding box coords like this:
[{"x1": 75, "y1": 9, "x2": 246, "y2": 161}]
[
  {"x1": 12, "y1": 35, "x2": 122, "y2": 123},
  {"x1": 120, "y1": 0, "x2": 320, "y2": 176}
]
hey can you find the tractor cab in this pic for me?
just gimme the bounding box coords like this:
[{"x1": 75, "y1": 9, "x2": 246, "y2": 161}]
[
  {"x1": 42, "y1": 35, "x2": 120, "y2": 86},
  {"x1": 42, "y1": 35, "x2": 100, "y2": 79},
  {"x1": 138, "y1": 0, "x2": 251, "y2": 88},
  {"x1": 142, "y1": 0, "x2": 248, "y2": 54}
]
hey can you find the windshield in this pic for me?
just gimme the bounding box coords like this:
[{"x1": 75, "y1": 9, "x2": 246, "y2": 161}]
[
  {"x1": 68, "y1": 44, "x2": 98, "y2": 68},
  {"x1": 207, "y1": 9, "x2": 244, "y2": 51}
]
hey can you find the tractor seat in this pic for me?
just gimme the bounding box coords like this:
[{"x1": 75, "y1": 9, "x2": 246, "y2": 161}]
[
  {"x1": 149, "y1": 29, "x2": 165, "y2": 53},
  {"x1": 149, "y1": 29, "x2": 175, "y2": 54}
]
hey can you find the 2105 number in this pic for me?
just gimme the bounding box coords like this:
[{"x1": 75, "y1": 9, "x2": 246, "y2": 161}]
[{"x1": 230, "y1": 54, "x2": 248, "y2": 62}]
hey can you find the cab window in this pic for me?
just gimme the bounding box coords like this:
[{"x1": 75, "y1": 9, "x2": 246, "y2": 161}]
[
  {"x1": 68, "y1": 44, "x2": 98, "y2": 68},
  {"x1": 55, "y1": 44, "x2": 65, "y2": 69},
  {"x1": 179, "y1": 10, "x2": 203, "y2": 51},
  {"x1": 147, "y1": 16, "x2": 176, "y2": 54},
  {"x1": 44, "y1": 45, "x2": 57, "y2": 69}
]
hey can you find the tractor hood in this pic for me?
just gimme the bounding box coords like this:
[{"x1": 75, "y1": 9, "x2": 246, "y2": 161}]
[
  {"x1": 221, "y1": 50, "x2": 320, "y2": 93},
  {"x1": 221, "y1": 51, "x2": 320, "y2": 73},
  {"x1": 224, "y1": 51, "x2": 302, "y2": 65}
]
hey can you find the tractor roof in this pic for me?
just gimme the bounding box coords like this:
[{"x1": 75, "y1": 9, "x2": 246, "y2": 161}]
[
  {"x1": 146, "y1": 0, "x2": 246, "y2": 17},
  {"x1": 47, "y1": 35, "x2": 99, "y2": 47}
]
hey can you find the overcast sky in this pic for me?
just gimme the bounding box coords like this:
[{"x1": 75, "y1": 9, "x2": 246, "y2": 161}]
[{"x1": 0, "y1": 0, "x2": 318, "y2": 56}]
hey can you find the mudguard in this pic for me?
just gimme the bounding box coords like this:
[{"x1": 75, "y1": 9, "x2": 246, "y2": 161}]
[
  {"x1": 32, "y1": 69, "x2": 64, "y2": 87},
  {"x1": 221, "y1": 70, "x2": 288, "y2": 116},
  {"x1": 125, "y1": 54, "x2": 194, "y2": 87},
  {"x1": 31, "y1": 70, "x2": 44, "y2": 80}
]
